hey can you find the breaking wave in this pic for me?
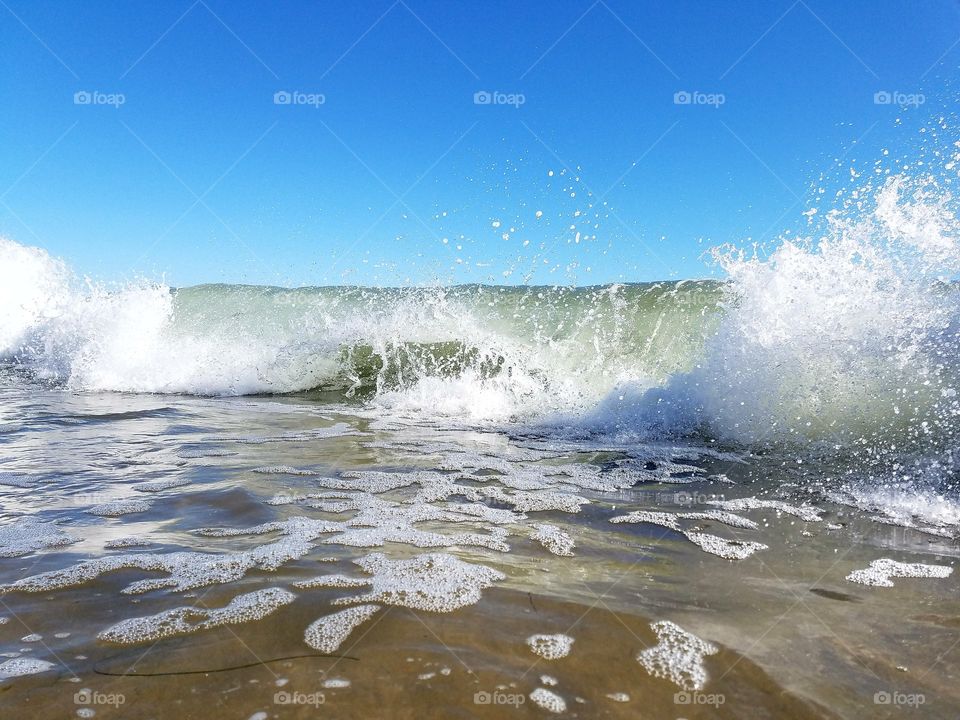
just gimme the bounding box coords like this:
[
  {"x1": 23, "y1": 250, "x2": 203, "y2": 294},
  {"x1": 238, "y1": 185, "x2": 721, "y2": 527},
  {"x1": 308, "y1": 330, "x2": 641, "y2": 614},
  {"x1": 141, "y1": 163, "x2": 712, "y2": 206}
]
[{"x1": 2, "y1": 175, "x2": 959, "y2": 457}]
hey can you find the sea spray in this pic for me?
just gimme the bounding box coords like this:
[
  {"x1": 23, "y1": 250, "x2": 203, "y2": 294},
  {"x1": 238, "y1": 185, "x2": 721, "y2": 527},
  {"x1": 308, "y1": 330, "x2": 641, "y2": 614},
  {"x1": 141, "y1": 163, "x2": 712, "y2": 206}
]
[{"x1": 578, "y1": 175, "x2": 960, "y2": 455}]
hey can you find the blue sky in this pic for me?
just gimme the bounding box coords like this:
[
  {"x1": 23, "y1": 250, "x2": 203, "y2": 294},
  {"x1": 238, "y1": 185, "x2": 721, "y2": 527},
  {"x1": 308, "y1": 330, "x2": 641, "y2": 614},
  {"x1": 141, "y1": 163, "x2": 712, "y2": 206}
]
[{"x1": 1, "y1": 0, "x2": 958, "y2": 287}]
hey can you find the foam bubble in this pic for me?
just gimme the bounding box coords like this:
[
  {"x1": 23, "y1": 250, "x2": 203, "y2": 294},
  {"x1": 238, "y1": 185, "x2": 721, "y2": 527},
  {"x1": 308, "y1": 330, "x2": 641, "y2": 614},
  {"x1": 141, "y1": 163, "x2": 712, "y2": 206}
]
[
  {"x1": 846, "y1": 558, "x2": 953, "y2": 587},
  {"x1": 531, "y1": 524, "x2": 575, "y2": 556},
  {"x1": 0, "y1": 656, "x2": 56, "y2": 679},
  {"x1": 104, "y1": 537, "x2": 150, "y2": 549},
  {"x1": 322, "y1": 678, "x2": 351, "y2": 688},
  {"x1": 707, "y1": 498, "x2": 822, "y2": 522},
  {"x1": 606, "y1": 692, "x2": 630, "y2": 702},
  {"x1": 0, "y1": 519, "x2": 76, "y2": 557},
  {"x1": 526, "y1": 634, "x2": 574, "y2": 660},
  {"x1": 132, "y1": 478, "x2": 190, "y2": 493},
  {"x1": 529, "y1": 688, "x2": 566, "y2": 713},
  {"x1": 678, "y1": 510, "x2": 758, "y2": 530},
  {"x1": 293, "y1": 575, "x2": 371, "y2": 589},
  {"x1": 334, "y1": 553, "x2": 505, "y2": 613},
  {"x1": 637, "y1": 620, "x2": 718, "y2": 691},
  {"x1": 610, "y1": 510, "x2": 767, "y2": 559},
  {"x1": 252, "y1": 466, "x2": 320, "y2": 476},
  {"x1": 98, "y1": 587, "x2": 296, "y2": 644},
  {"x1": 86, "y1": 500, "x2": 151, "y2": 517},
  {"x1": 684, "y1": 532, "x2": 768, "y2": 560},
  {"x1": 304, "y1": 604, "x2": 381, "y2": 653},
  {"x1": 6, "y1": 524, "x2": 323, "y2": 595}
]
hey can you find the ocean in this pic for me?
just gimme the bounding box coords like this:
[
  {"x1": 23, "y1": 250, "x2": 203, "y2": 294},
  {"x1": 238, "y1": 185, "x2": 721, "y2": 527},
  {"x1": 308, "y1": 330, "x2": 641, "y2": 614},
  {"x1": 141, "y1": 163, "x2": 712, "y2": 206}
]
[{"x1": 1, "y1": 174, "x2": 958, "y2": 718}]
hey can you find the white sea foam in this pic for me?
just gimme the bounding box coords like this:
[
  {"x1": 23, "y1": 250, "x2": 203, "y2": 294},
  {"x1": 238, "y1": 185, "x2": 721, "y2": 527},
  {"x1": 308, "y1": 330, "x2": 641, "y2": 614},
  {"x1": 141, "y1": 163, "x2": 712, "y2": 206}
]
[
  {"x1": 526, "y1": 634, "x2": 574, "y2": 660},
  {"x1": 334, "y1": 553, "x2": 505, "y2": 613},
  {"x1": 132, "y1": 478, "x2": 190, "y2": 492},
  {"x1": 0, "y1": 519, "x2": 76, "y2": 557},
  {"x1": 0, "y1": 657, "x2": 56, "y2": 679},
  {"x1": 846, "y1": 558, "x2": 953, "y2": 587},
  {"x1": 611, "y1": 509, "x2": 768, "y2": 559},
  {"x1": 86, "y1": 500, "x2": 151, "y2": 517},
  {"x1": 637, "y1": 620, "x2": 718, "y2": 691},
  {"x1": 707, "y1": 498, "x2": 822, "y2": 523},
  {"x1": 304, "y1": 604, "x2": 381, "y2": 653},
  {"x1": 530, "y1": 524, "x2": 575, "y2": 556},
  {"x1": 98, "y1": 588, "x2": 296, "y2": 644},
  {"x1": 529, "y1": 687, "x2": 566, "y2": 713}
]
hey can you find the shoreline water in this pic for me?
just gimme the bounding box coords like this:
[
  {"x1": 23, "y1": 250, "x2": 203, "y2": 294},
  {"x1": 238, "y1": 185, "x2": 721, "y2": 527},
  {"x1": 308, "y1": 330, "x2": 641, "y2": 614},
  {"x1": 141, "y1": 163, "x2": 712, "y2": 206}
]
[{"x1": 0, "y1": 384, "x2": 957, "y2": 718}]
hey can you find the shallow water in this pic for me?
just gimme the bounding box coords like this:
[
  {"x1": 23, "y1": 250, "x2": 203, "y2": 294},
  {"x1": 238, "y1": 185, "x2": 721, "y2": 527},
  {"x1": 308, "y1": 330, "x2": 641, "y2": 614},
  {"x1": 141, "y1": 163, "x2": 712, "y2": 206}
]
[{"x1": 0, "y1": 380, "x2": 956, "y2": 719}]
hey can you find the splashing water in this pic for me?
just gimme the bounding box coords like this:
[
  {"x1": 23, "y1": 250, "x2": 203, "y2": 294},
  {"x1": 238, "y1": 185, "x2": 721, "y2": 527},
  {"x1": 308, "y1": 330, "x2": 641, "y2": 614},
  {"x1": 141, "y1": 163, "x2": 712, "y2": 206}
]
[{"x1": 1, "y1": 175, "x2": 958, "y2": 459}]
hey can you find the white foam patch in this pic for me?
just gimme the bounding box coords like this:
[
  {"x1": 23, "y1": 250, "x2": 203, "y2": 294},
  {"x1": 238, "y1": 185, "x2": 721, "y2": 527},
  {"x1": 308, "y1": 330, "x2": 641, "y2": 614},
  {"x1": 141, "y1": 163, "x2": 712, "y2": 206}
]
[
  {"x1": 293, "y1": 574, "x2": 371, "y2": 589},
  {"x1": 177, "y1": 448, "x2": 236, "y2": 458},
  {"x1": 319, "y1": 496, "x2": 514, "y2": 552},
  {"x1": 7, "y1": 520, "x2": 331, "y2": 594},
  {"x1": 322, "y1": 678, "x2": 351, "y2": 688},
  {"x1": 846, "y1": 558, "x2": 954, "y2": 587},
  {"x1": 637, "y1": 620, "x2": 718, "y2": 691},
  {"x1": 209, "y1": 497, "x2": 514, "y2": 552},
  {"x1": 526, "y1": 634, "x2": 574, "y2": 660},
  {"x1": 252, "y1": 466, "x2": 320, "y2": 476},
  {"x1": 0, "y1": 657, "x2": 56, "y2": 679},
  {"x1": 132, "y1": 478, "x2": 190, "y2": 492},
  {"x1": 610, "y1": 510, "x2": 680, "y2": 530},
  {"x1": 334, "y1": 553, "x2": 505, "y2": 613},
  {"x1": 707, "y1": 497, "x2": 822, "y2": 522},
  {"x1": 0, "y1": 519, "x2": 77, "y2": 557},
  {"x1": 610, "y1": 510, "x2": 767, "y2": 559},
  {"x1": 529, "y1": 687, "x2": 566, "y2": 713},
  {"x1": 505, "y1": 490, "x2": 588, "y2": 514},
  {"x1": 104, "y1": 536, "x2": 151, "y2": 549},
  {"x1": 453, "y1": 485, "x2": 587, "y2": 515},
  {"x1": 684, "y1": 532, "x2": 768, "y2": 560},
  {"x1": 606, "y1": 692, "x2": 630, "y2": 702},
  {"x1": 98, "y1": 587, "x2": 295, "y2": 644},
  {"x1": 86, "y1": 500, "x2": 151, "y2": 517},
  {"x1": 540, "y1": 674, "x2": 558, "y2": 686},
  {"x1": 678, "y1": 510, "x2": 758, "y2": 530},
  {"x1": 531, "y1": 525, "x2": 575, "y2": 556},
  {"x1": 304, "y1": 604, "x2": 381, "y2": 653}
]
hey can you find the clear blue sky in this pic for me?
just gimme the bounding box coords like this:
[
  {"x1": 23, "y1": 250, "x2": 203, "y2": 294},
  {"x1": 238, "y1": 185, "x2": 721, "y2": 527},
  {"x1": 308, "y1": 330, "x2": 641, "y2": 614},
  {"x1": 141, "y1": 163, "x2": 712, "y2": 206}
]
[{"x1": 2, "y1": 0, "x2": 958, "y2": 287}]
